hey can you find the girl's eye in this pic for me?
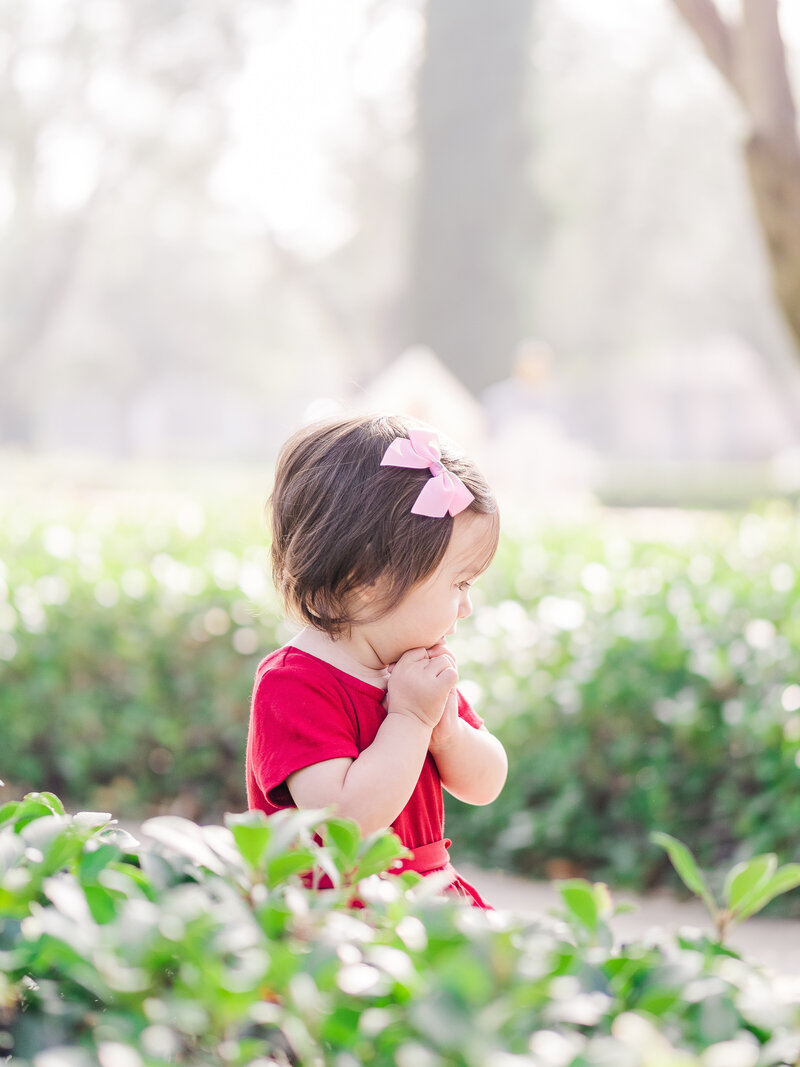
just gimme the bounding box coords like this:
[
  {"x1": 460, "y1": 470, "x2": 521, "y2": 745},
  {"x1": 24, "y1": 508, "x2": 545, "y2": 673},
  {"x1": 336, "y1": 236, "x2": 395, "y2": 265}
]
[{"x1": 457, "y1": 581, "x2": 472, "y2": 591}]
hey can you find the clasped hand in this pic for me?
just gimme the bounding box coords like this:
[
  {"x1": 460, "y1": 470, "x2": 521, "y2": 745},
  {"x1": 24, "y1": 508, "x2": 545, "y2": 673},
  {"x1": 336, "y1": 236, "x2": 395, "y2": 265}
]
[{"x1": 384, "y1": 643, "x2": 460, "y2": 746}]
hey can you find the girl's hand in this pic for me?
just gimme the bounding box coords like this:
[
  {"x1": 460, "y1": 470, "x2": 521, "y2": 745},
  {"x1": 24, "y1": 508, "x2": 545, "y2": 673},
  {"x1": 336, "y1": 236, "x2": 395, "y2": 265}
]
[
  {"x1": 429, "y1": 688, "x2": 461, "y2": 754},
  {"x1": 423, "y1": 642, "x2": 460, "y2": 752},
  {"x1": 386, "y1": 646, "x2": 458, "y2": 730},
  {"x1": 425, "y1": 641, "x2": 457, "y2": 671}
]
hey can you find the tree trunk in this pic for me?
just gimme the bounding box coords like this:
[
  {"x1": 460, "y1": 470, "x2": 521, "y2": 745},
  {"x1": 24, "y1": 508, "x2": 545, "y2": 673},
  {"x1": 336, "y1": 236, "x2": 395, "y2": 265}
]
[
  {"x1": 744, "y1": 133, "x2": 800, "y2": 350},
  {"x1": 407, "y1": 0, "x2": 536, "y2": 394},
  {"x1": 670, "y1": 0, "x2": 800, "y2": 378}
]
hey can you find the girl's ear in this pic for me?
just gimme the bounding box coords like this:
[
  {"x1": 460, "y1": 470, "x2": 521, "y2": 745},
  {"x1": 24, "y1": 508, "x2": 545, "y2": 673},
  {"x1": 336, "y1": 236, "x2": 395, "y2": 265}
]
[
  {"x1": 354, "y1": 582, "x2": 378, "y2": 605},
  {"x1": 349, "y1": 576, "x2": 387, "y2": 618}
]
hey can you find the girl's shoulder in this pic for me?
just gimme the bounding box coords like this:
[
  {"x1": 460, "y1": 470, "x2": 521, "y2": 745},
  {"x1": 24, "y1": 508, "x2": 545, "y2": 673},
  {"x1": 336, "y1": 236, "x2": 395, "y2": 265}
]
[
  {"x1": 255, "y1": 645, "x2": 384, "y2": 700},
  {"x1": 255, "y1": 645, "x2": 332, "y2": 688}
]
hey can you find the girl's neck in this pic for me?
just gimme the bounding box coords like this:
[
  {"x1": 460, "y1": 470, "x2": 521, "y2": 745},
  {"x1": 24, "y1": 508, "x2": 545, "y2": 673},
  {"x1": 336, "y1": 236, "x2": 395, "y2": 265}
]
[{"x1": 287, "y1": 625, "x2": 390, "y2": 690}]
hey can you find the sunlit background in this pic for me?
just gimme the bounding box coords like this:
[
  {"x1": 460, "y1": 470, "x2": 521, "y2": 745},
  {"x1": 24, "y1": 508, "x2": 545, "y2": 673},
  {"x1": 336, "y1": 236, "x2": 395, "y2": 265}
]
[
  {"x1": 4, "y1": 0, "x2": 800, "y2": 512},
  {"x1": 4, "y1": 2, "x2": 800, "y2": 914}
]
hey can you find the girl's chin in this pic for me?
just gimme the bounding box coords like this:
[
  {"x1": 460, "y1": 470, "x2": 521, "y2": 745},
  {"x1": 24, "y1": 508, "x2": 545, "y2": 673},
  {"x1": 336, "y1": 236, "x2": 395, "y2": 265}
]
[
  {"x1": 386, "y1": 636, "x2": 451, "y2": 661},
  {"x1": 426, "y1": 637, "x2": 450, "y2": 652}
]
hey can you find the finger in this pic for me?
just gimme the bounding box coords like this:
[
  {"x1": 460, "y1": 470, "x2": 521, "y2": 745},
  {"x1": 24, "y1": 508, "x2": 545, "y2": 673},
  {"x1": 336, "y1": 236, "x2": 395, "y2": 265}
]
[
  {"x1": 428, "y1": 641, "x2": 456, "y2": 665},
  {"x1": 432, "y1": 662, "x2": 458, "y2": 684},
  {"x1": 396, "y1": 647, "x2": 429, "y2": 665}
]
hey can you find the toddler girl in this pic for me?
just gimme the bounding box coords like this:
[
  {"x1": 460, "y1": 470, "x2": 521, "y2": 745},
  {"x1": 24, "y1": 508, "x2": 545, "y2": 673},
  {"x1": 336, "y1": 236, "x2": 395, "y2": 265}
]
[{"x1": 246, "y1": 414, "x2": 508, "y2": 907}]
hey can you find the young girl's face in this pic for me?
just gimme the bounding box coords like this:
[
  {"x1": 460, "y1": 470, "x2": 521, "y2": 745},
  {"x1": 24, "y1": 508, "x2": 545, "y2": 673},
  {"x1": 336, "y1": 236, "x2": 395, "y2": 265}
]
[{"x1": 358, "y1": 511, "x2": 496, "y2": 667}]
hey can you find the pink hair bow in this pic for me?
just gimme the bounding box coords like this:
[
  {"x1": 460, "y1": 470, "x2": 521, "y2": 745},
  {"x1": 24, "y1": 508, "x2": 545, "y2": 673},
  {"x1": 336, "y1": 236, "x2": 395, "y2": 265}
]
[{"x1": 380, "y1": 429, "x2": 475, "y2": 517}]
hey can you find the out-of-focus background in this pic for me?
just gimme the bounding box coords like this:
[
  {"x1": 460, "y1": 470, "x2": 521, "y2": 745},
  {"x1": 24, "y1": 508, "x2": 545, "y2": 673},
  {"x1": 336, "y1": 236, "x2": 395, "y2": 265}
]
[
  {"x1": 3, "y1": 0, "x2": 800, "y2": 899},
  {"x1": 5, "y1": 0, "x2": 800, "y2": 501}
]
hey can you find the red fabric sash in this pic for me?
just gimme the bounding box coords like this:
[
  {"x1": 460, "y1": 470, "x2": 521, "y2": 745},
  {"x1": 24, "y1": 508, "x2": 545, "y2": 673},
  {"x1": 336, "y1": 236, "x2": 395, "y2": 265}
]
[{"x1": 396, "y1": 837, "x2": 453, "y2": 875}]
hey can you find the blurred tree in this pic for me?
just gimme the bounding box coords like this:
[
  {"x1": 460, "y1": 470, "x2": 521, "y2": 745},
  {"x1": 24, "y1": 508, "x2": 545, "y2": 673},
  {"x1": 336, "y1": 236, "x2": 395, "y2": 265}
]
[
  {"x1": 670, "y1": 0, "x2": 800, "y2": 363},
  {"x1": 0, "y1": 0, "x2": 380, "y2": 455},
  {"x1": 407, "y1": 0, "x2": 538, "y2": 394},
  {"x1": 0, "y1": 0, "x2": 247, "y2": 446}
]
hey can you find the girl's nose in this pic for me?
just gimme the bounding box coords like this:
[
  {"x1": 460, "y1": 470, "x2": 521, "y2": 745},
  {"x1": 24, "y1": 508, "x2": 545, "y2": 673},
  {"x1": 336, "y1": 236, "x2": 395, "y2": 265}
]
[{"x1": 458, "y1": 590, "x2": 473, "y2": 619}]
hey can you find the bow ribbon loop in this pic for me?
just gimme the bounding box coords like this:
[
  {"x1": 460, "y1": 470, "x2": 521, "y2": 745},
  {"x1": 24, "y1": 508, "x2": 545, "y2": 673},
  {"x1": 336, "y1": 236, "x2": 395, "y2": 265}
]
[{"x1": 380, "y1": 430, "x2": 475, "y2": 518}]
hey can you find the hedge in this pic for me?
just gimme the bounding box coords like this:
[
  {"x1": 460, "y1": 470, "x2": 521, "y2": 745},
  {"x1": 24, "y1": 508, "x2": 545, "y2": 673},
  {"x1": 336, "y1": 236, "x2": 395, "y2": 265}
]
[
  {"x1": 2, "y1": 492, "x2": 799, "y2": 897},
  {"x1": 0, "y1": 491, "x2": 276, "y2": 820},
  {"x1": 444, "y1": 504, "x2": 800, "y2": 897}
]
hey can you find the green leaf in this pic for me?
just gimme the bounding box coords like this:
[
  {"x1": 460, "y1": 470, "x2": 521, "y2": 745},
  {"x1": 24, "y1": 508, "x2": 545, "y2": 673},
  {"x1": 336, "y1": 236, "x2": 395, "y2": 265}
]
[
  {"x1": 5, "y1": 798, "x2": 55, "y2": 833},
  {"x1": 230, "y1": 823, "x2": 272, "y2": 869},
  {"x1": 592, "y1": 881, "x2": 613, "y2": 920},
  {"x1": 79, "y1": 843, "x2": 122, "y2": 885},
  {"x1": 25, "y1": 791, "x2": 65, "y2": 816},
  {"x1": 104, "y1": 861, "x2": 157, "y2": 900},
  {"x1": 320, "y1": 1004, "x2": 362, "y2": 1045},
  {"x1": 732, "y1": 863, "x2": 800, "y2": 923},
  {"x1": 558, "y1": 879, "x2": 599, "y2": 932},
  {"x1": 353, "y1": 832, "x2": 409, "y2": 881},
  {"x1": 613, "y1": 902, "x2": 638, "y2": 917},
  {"x1": 83, "y1": 883, "x2": 118, "y2": 924},
  {"x1": 724, "y1": 854, "x2": 777, "y2": 914},
  {"x1": 265, "y1": 848, "x2": 317, "y2": 888},
  {"x1": 323, "y1": 818, "x2": 362, "y2": 870},
  {"x1": 41, "y1": 827, "x2": 88, "y2": 876},
  {"x1": 20, "y1": 815, "x2": 77, "y2": 866},
  {"x1": 633, "y1": 988, "x2": 681, "y2": 1016},
  {"x1": 650, "y1": 831, "x2": 718, "y2": 917}
]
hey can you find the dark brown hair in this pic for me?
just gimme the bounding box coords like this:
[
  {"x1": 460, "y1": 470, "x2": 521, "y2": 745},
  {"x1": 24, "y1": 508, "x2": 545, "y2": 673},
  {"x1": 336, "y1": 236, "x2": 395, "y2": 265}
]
[{"x1": 269, "y1": 414, "x2": 499, "y2": 636}]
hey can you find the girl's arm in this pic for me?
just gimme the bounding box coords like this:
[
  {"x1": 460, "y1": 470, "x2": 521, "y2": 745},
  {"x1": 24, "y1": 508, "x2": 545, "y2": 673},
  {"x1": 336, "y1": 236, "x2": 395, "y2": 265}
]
[
  {"x1": 286, "y1": 647, "x2": 454, "y2": 834},
  {"x1": 429, "y1": 693, "x2": 508, "y2": 805}
]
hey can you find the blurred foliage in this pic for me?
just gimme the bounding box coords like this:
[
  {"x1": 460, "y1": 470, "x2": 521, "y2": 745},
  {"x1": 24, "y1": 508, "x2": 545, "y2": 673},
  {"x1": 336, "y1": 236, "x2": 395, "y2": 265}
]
[
  {"x1": 0, "y1": 489, "x2": 281, "y2": 820},
  {"x1": 446, "y1": 502, "x2": 800, "y2": 900},
  {"x1": 1, "y1": 792, "x2": 800, "y2": 1066},
  {"x1": 3, "y1": 493, "x2": 800, "y2": 904}
]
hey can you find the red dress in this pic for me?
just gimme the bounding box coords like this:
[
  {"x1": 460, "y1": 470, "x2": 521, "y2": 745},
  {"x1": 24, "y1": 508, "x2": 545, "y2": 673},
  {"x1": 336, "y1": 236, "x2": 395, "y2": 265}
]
[{"x1": 246, "y1": 645, "x2": 491, "y2": 908}]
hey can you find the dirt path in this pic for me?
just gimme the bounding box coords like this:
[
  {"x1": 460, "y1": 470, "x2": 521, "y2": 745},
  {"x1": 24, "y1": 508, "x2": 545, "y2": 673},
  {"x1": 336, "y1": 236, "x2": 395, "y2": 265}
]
[{"x1": 460, "y1": 863, "x2": 800, "y2": 983}]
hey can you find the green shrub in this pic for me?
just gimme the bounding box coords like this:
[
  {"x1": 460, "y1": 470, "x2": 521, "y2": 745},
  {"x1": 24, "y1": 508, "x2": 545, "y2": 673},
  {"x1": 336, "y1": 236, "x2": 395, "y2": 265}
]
[
  {"x1": 444, "y1": 504, "x2": 800, "y2": 899},
  {"x1": 2, "y1": 492, "x2": 800, "y2": 898},
  {"x1": 0, "y1": 493, "x2": 280, "y2": 818},
  {"x1": 2, "y1": 791, "x2": 799, "y2": 1066}
]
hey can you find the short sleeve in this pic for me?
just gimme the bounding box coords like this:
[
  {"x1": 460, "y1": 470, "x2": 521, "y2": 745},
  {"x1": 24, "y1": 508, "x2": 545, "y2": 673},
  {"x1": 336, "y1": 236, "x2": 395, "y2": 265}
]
[
  {"x1": 248, "y1": 663, "x2": 360, "y2": 809},
  {"x1": 456, "y1": 689, "x2": 484, "y2": 730}
]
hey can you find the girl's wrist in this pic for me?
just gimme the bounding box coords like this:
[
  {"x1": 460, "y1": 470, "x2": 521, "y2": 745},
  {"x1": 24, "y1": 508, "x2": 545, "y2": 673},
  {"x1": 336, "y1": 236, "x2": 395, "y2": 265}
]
[
  {"x1": 429, "y1": 718, "x2": 463, "y2": 755},
  {"x1": 386, "y1": 706, "x2": 436, "y2": 735}
]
